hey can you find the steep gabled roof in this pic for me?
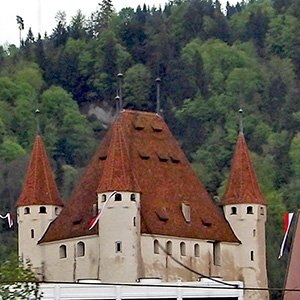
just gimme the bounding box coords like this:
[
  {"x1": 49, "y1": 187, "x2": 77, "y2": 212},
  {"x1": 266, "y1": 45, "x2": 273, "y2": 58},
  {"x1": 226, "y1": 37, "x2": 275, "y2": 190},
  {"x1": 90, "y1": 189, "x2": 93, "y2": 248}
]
[
  {"x1": 41, "y1": 110, "x2": 238, "y2": 243},
  {"x1": 97, "y1": 121, "x2": 140, "y2": 193},
  {"x1": 221, "y1": 133, "x2": 267, "y2": 206},
  {"x1": 16, "y1": 135, "x2": 63, "y2": 207}
]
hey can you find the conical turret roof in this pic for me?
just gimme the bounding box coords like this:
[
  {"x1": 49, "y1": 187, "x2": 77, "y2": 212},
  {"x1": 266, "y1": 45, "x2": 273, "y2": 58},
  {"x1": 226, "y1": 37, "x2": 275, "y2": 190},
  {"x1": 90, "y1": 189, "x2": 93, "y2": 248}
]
[
  {"x1": 16, "y1": 135, "x2": 63, "y2": 207},
  {"x1": 221, "y1": 133, "x2": 267, "y2": 206},
  {"x1": 97, "y1": 121, "x2": 140, "y2": 193}
]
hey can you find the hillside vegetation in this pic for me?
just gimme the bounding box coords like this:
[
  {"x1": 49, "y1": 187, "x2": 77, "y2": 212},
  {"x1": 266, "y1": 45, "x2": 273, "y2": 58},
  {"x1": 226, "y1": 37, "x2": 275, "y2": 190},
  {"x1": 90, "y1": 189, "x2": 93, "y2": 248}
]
[{"x1": 1, "y1": 0, "x2": 299, "y2": 297}]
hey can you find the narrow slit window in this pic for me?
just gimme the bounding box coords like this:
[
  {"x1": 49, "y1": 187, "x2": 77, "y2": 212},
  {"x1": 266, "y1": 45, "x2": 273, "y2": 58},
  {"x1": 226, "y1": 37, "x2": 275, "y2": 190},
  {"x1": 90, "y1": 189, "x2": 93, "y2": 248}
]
[
  {"x1": 115, "y1": 241, "x2": 122, "y2": 253},
  {"x1": 250, "y1": 251, "x2": 254, "y2": 261},
  {"x1": 154, "y1": 239, "x2": 159, "y2": 254},
  {"x1": 253, "y1": 229, "x2": 256, "y2": 237},
  {"x1": 31, "y1": 229, "x2": 34, "y2": 239},
  {"x1": 133, "y1": 217, "x2": 136, "y2": 227}
]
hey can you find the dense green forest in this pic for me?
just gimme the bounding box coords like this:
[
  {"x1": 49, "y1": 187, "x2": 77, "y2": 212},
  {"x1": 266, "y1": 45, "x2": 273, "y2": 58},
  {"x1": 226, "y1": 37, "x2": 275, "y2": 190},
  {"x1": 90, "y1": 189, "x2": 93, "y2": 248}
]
[{"x1": 0, "y1": 0, "x2": 299, "y2": 297}]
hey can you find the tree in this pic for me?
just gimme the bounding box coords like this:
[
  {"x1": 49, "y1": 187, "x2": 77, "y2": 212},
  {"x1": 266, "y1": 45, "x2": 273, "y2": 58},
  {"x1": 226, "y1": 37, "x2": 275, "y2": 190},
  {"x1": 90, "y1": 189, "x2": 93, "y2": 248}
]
[
  {"x1": 0, "y1": 256, "x2": 42, "y2": 300},
  {"x1": 16, "y1": 16, "x2": 24, "y2": 45}
]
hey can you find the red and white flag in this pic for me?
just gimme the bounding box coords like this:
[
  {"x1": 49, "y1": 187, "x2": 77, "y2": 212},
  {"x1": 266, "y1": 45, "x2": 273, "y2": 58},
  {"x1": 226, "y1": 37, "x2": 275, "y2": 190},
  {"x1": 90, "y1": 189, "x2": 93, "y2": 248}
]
[
  {"x1": 278, "y1": 213, "x2": 294, "y2": 259},
  {"x1": 0, "y1": 213, "x2": 13, "y2": 228},
  {"x1": 89, "y1": 191, "x2": 117, "y2": 230}
]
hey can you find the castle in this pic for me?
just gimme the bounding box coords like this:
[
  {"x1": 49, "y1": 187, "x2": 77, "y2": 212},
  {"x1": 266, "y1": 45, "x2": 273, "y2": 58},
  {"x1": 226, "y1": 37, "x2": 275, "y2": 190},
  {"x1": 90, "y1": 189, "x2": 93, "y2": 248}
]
[{"x1": 16, "y1": 109, "x2": 269, "y2": 299}]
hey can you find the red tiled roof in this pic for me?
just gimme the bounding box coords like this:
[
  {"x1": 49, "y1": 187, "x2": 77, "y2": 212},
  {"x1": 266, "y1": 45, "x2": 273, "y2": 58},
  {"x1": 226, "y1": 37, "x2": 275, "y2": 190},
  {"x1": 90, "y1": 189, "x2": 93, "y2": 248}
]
[
  {"x1": 40, "y1": 110, "x2": 238, "y2": 243},
  {"x1": 97, "y1": 122, "x2": 140, "y2": 193},
  {"x1": 16, "y1": 135, "x2": 63, "y2": 207},
  {"x1": 221, "y1": 133, "x2": 267, "y2": 206}
]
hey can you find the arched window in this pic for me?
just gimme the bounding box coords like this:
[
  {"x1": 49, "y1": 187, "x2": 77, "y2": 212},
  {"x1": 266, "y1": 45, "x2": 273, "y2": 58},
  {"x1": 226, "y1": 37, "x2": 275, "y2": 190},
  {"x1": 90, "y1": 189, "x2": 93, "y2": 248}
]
[
  {"x1": 24, "y1": 207, "x2": 30, "y2": 215},
  {"x1": 77, "y1": 242, "x2": 85, "y2": 257},
  {"x1": 102, "y1": 194, "x2": 107, "y2": 202},
  {"x1": 194, "y1": 244, "x2": 200, "y2": 257},
  {"x1": 231, "y1": 207, "x2": 237, "y2": 215},
  {"x1": 59, "y1": 245, "x2": 67, "y2": 259},
  {"x1": 39, "y1": 206, "x2": 47, "y2": 214},
  {"x1": 247, "y1": 206, "x2": 253, "y2": 214},
  {"x1": 180, "y1": 242, "x2": 186, "y2": 256},
  {"x1": 31, "y1": 229, "x2": 34, "y2": 239},
  {"x1": 115, "y1": 193, "x2": 122, "y2": 201},
  {"x1": 166, "y1": 241, "x2": 172, "y2": 255},
  {"x1": 154, "y1": 239, "x2": 159, "y2": 254},
  {"x1": 130, "y1": 194, "x2": 136, "y2": 201}
]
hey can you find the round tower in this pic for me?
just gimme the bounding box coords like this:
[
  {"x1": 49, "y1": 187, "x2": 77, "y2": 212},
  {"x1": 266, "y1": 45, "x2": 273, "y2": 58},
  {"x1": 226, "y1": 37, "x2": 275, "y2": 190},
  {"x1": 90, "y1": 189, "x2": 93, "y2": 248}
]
[
  {"x1": 221, "y1": 110, "x2": 268, "y2": 300},
  {"x1": 16, "y1": 135, "x2": 63, "y2": 277},
  {"x1": 96, "y1": 122, "x2": 142, "y2": 282}
]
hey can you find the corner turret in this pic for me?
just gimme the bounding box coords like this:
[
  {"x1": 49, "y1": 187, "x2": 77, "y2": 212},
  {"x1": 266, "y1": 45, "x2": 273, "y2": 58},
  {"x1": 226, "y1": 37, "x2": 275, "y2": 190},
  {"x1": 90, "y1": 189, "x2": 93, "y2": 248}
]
[
  {"x1": 96, "y1": 121, "x2": 142, "y2": 282},
  {"x1": 16, "y1": 135, "x2": 63, "y2": 277},
  {"x1": 221, "y1": 110, "x2": 268, "y2": 300}
]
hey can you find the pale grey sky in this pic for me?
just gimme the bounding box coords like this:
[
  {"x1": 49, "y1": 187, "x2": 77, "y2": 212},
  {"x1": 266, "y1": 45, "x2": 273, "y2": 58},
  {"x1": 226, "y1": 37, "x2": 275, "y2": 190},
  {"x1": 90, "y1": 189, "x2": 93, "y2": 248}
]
[{"x1": 0, "y1": 0, "x2": 236, "y2": 47}]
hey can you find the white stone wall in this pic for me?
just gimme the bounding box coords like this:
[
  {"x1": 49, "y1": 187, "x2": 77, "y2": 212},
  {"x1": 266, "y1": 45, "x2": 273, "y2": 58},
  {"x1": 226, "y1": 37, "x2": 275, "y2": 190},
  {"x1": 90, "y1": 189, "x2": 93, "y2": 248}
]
[
  {"x1": 40, "y1": 235, "x2": 99, "y2": 282},
  {"x1": 17, "y1": 205, "x2": 62, "y2": 277},
  {"x1": 140, "y1": 234, "x2": 240, "y2": 282},
  {"x1": 223, "y1": 203, "x2": 269, "y2": 300}
]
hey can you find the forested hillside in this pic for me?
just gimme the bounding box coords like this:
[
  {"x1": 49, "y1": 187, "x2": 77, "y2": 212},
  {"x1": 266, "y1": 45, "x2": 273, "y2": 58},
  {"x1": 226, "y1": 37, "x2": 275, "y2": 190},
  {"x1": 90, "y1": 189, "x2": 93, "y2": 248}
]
[{"x1": 0, "y1": 0, "x2": 299, "y2": 297}]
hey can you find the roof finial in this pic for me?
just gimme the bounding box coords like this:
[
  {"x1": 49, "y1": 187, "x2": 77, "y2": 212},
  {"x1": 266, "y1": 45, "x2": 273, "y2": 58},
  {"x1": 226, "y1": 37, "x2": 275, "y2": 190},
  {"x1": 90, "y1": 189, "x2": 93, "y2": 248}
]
[
  {"x1": 156, "y1": 77, "x2": 161, "y2": 114},
  {"x1": 239, "y1": 108, "x2": 243, "y2": 135},
  {"x1": 117, "y1": 72, "x2": 123, "y2": 111},
  {"x1": 35, "y1": 109, "x2": 41, "y2": 135}
]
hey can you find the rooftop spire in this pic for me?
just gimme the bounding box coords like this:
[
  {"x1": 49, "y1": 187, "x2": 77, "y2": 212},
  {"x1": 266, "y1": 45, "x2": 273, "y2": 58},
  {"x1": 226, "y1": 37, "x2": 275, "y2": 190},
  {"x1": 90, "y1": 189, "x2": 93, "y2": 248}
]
[
  {"x1": 97, "y1": 121, "x2": 140, "y2": 193},
  {"x1": 221, "y1": 117, "x2": 267, "y2": 206},
  {"x1": 239, "y1": 108, "x2": 243, "y2": 135},
  {"x1": 117, "y1": 72, "x2": 123, "y2": 111},
  {"x1": 156, "y1": 77, "x2": 161, "y2": 114},
  {"x1": 16, "y1": 135, "x2": 64, "y2": 207}
]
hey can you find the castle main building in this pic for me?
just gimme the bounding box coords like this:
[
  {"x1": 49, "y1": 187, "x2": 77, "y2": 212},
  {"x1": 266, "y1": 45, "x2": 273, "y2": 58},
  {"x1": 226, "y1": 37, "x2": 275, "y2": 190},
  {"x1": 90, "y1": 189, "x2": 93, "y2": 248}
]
[{"x1": 17, "y1": 110, "x2": 269, "y2": 299}]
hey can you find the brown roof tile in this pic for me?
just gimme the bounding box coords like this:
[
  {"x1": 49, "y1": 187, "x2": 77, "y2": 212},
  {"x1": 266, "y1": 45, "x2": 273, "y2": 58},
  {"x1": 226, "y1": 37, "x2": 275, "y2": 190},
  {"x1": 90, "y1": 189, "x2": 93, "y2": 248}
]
[
  {"x1": 41, "y1": 110, "x2": 238, "y2": 243},
  {"x1": 221, "y1": 133, "x2": 267, "y2": 206},
  {"x1": 16, "y1": 135, "x2": 63, "y2": 207},
  {"x1": 97, "y1": 122, "x2": 141, "y2": 193}
]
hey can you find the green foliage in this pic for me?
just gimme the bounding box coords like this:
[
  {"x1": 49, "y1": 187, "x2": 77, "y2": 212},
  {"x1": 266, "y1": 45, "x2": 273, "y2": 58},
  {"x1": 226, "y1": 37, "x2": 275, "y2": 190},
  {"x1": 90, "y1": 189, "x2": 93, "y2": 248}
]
[
  {"x1": 1, "y1": 139, "x2": 26, "y2": 162},
  {"x1": 0, "y1": 256, "x2": 42, "y2": 300}
]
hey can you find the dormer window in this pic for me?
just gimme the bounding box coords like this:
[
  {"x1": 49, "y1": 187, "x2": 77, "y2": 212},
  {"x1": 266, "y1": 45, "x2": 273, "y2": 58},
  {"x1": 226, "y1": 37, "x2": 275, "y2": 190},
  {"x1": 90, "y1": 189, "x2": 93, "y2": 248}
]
[
  {"x1": 247, "y1": 206, "x2": 253, "y2": 214},
  {"x1": 181, "y1": 203, "x2": 191, "y2": 223},
  {"x1": 102, "y1": 195, "x2": 107, "y2": 202},
  {"x1": 24, "y1": 207, "x2": 30, "y2": 215},
  {"x1": 231, "y1": 207, "x2": 237, "y2": 215},
  {"x1": 39, "y1": 206, "x2": 47, "y2": 214},
  {"x1": 115, "y1": 193, "x2": 122, "y2": 201}
]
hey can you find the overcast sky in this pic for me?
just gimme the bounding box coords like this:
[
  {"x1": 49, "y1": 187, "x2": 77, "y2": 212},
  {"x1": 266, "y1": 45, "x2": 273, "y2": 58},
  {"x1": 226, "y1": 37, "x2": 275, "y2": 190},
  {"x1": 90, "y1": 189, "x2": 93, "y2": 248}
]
[{"x1": 0, "y1": 0, "x2": 235, "y2": 47}]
